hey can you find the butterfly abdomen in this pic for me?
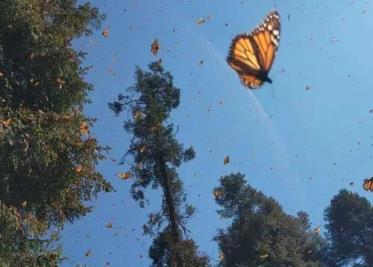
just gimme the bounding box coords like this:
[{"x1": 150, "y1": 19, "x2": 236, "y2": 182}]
[{"x1": 258, "y1": 71, "x2": 272, "y2": 83}]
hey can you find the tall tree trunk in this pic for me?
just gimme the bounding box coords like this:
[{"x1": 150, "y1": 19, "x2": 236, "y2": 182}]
[{"x1": 158, "y1": 157, "x2": 183, "y2": 267}]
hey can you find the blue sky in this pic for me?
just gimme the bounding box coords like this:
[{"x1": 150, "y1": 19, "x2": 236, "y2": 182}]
[{"x1": 61, "y1": 0, "x2": 373, "y2": 266}]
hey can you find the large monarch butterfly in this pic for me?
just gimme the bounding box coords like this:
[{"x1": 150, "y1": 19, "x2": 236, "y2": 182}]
[
  {"x1": 227, "y1": 10, "x2": 280, "y2": 89},
  {"x1": 363, "y1": 177, "x2": 373, "y2": 191}
]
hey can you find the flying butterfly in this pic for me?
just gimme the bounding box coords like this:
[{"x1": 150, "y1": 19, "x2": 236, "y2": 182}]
[
  {"x1": 223, "y1": 155, "x2": 230, "y2": 165},
  {"x1": 118, "y1": 171, "x2": 133, "y2": 180},
  {"x1": 151, "y1": 39, "x2": 160, "y2": 55},
  {"x1": 363, "y1": 177, "x2": 373, "y2": 191},
  {"x1": 213, "y1": 189, "x2": 223, "y2": 199},
  {"x1": 227, "y1": 10, "x2": 280, "y2": 89}
]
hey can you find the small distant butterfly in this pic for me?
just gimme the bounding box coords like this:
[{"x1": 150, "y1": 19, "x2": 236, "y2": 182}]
[
  {"x1": 102, "y1": 28, "x2": 109, "y2": 38},
  {"x1": 196, "y1": 18, "x2": 206, "y2": 25},
  {"x1": 56, "y1": 77, "x2": 65, "y2": 89},
  {"x1": 259, "y1": 253, "x2": 269, "y2": 259},
  {"x1": 151, "y1": 39, "x2": 159, "y2": 55},
  {"x1": 133, "y1": 111, "x2": 144, "y2": 120},
  {"x1": 213, "y1": 189, "x2": 223, "y2": 199},
  {"x1": 314, "y1": 226, "x2": 321, "y2": 235},
  {"x1": 227, "y1": 10, "x2": 280, "y2": 89},
  {"x1": 75, "y1": 164, "x2": 83, "y2": 174},
  {"x1": 363, "y1": 177, "x2": 373, "y2": 191},
  {"x1": 223, "y1": 155, "x2": 230, "y2": 165},
  {"x1": 138, "y1": 145, "x2": 146, "y2": 153},
  {"x1": 118, "y1": 171, "x2": 132, "y2": 180},
  {"x1": 219, "y1": 251, "x2": 225, "y2": 261},
  {"x1": 0, "y1": 118, "x2": 12, "y2": 128},
  {"x1": 85, "y1": 249, "x2": 92, "y2": 257},
  {"x1": 79, "y1": 121, "x2": 89, "y2": 135}
]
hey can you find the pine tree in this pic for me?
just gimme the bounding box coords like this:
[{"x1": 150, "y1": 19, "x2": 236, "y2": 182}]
[
  {"x1": 214, "y1": 173, "x2": 324, "y2": 267},
  {"x1": 324, "y1": 189, "x2": 373, "y2": 266},
  {"x1": 110, "y1": 61, "x2": 208, "y2": 267},
  {"x1": 0, "y1": 0, "x2": 111, "y2": 265}
]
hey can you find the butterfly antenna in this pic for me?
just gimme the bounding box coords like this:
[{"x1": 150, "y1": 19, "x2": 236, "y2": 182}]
[
  {"x1": 271, "y1": 68, "x2": 285, "y2": 80},
  {"x1": 268, "y1": 68, "x2": 284, "y2": 98},
  {"x1": 269, "y1": 83, "x2": 276, "y2": 98}
]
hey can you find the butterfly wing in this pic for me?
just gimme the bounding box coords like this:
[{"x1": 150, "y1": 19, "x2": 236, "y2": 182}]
[
  {"x1": 239, "y1": 73, "x2": 264, "y2": 88},
  {"x1": 227, "y1": 10, "x2": 280, "y2": 89},
  {"x1": 227, "y1": 35, "x2": 264, "y2": 88},
  {"x1": 251, "y1": 11, "x2": 280, "y2": 71},
  {"x1": 363, "y1": 178, "x2": 373, "y2": 191}
]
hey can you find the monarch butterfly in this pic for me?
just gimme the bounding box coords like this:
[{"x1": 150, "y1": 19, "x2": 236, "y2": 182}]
[
  {"x1": 151, "y1": 39, "x2": 159, "y2": 55},
  {"x1": 102, "y1": 28, "x2": 109, "y2": 38},
  {"x1": 227, "y1": 10, "x2": 280, "y2": 89},
  {"x1": 118, "y1": 171, "x2": 132, "y2": 180},
  {"x1": 223, "y1": 155, "x2": 230, "y2": 165},
  {"x1": 79, "y1": 121, "x2": 89, "y2": 135},
  {"x1": 363, "y1": 177, "x2": 373, "y2": 191},
  {"x1": 75, "y1": 164, "x2": 83, "y2": 174},
  {"x1": 213, "y1": 189, "x2": 223, "y2": 199}
]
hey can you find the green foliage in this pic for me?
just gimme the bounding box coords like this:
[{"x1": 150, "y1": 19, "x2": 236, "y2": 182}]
[
  {"x1": 149, "y1": 228, "x2": 209, "y2": 267},
  {"x1": 0, "y1": 0, "x2": 103, "y2": 111},
  {"x1": 0, "y1": 201, "x2": 61, "y2": 267},
  {"x1": 0, "y1": 0, "x2": 111, "y2": 264},
  {"x1": 109, "y1": 61, "x2": 193, "y2": 210},
  {"x1": 324, "y1": 190, "x2": 373, "y2": 266},
  {"x1": 0, "y1": 108, "x2": 111, "y2": 225},
  {"x1": 110, "y1": 62, "x2": 208, "y2": 266},
  {"x1": 214, "y1": 173, "x2": 324, "y2": 267}
]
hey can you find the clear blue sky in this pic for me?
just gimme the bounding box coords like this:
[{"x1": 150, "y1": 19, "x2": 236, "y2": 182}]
[{"x1": 61, "y1": 1, "x2": 373, "y2": 266}]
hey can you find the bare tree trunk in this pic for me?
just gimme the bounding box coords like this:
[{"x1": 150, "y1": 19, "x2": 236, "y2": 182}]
[{"x1": 158, "y1": 157, "x2": 183, "y2": 267}]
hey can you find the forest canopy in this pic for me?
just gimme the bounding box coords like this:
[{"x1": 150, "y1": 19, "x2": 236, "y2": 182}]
[{"x1": 0, "y1": 0, "x2": 111, "y2": 265}]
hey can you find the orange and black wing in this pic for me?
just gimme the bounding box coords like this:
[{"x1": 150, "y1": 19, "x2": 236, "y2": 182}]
[
  {"x1": 227, "y1": 35, "x2": 265, "y2": 88},
  {"x1": 227, "y1": 10, "x2": 280, "y2": 89},
  {"x1": 251, "y1": 10, "x2": 280, "y2": 72},
  {"x1": 363, "y1": 177, "x2": 373, "y2": 191}
]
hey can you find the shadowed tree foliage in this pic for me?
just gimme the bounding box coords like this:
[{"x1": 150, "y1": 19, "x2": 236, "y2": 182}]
[
  {"x1": 149, "y1": 228, "x2": 209, "y2": 267},
  {"x1": 0, "y1": 202, "x2": 61, "y2": 266},
  {"x1": 0, "y1": 0, "x2": 111, "y2": 265},
  {"x1": 110, "y1": 62, "x2": 208, "y2": 267},
  {"x1": 214, "y1": 173, "x2": 325, "y2": 267},
  {"x1": 324, "y1": 189, "x2": 373, "y2": 267}
]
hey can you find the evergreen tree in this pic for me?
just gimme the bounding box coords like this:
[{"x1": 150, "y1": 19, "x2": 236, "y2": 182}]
[
  {"x1": 149, "y1": 228, "x2": 209, "y2": 267},
  {"x1": 214, "y1": 173, "x2": 324, "y2": 267},
  {"x1": 110, "y1": 61, "x2": 208, "y2": 267},
  {"x1": 0, "y1": 0, "x2": 111, "y2": 265},
  {"x1": 324, "y1": 189, "x2": 373, "y2": 266},
  {"x1": 0, "y1": 202, "x2": 61, "y2": 266}
]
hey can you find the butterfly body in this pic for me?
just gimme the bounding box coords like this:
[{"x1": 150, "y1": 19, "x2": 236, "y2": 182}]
[
  {"x1": 261, "y1": 73, "x2": 272, "y2": 84},
  {"x1": 227, "y1": 11, "x2": 280, "y2": 89},
  {"x1": 252, "y1": 68, "x2": 272, "y2": 84}
]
